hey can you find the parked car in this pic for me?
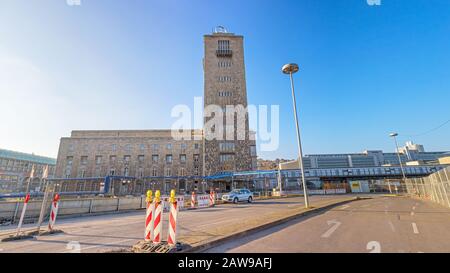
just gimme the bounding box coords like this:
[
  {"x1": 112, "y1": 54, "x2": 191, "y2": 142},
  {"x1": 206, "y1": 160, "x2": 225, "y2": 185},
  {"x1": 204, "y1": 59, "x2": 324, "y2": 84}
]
[{"x1": 222, "y1": 189, "x2": 253, "y2": 204}]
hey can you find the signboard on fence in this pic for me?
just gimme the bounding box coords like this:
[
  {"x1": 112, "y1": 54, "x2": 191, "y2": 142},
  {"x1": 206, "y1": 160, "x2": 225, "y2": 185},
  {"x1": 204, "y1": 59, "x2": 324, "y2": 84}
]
[
  {"x1": 161, "y1": 196, "x2": 185, "y2": 212},
  {"x1": 197, "y1": 195, "x2": 210, "y2": 208}
]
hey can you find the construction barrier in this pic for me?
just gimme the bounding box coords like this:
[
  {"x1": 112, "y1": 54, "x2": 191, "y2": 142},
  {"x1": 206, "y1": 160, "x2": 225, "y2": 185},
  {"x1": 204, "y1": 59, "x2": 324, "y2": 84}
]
[
  {"x1": 197, "y1": 195, "x2": 209, "y2": 208},
  {"x1": 167, "y1": 190, "x2": 178, "y2": 246},
  {"x1": 48, "y1": 193, "x2": 60, "y2": 231},
  {"x1": 152, "y1": 190, "x2": 163, "y2": 244},
  {"x1": 209, "y1": 190, "x2": 215, "y2": 207},
  {"x1": 144, "y1": 190, "x2": 154, "y2": 242},
  {"x1": 191, "y1": 192, "x2": 196, "y2": 209},
  {"x1": 15, "y1": 194, "x2": 30, "y2": 236},
  {"x1": 161, "y1": 196, "x2": 185, "y2": 212}
]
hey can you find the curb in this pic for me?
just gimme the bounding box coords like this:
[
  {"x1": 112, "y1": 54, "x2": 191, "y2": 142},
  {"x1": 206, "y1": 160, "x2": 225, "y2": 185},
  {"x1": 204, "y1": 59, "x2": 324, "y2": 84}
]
[{"x1": 180, "y1": 196, "x2": 370, "y2": 253}]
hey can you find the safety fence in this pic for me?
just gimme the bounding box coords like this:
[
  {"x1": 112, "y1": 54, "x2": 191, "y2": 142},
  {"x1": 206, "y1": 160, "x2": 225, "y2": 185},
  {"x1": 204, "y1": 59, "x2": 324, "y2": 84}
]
[{"x1": 405, "y1": 167, "x2": 450, "y2": 209}]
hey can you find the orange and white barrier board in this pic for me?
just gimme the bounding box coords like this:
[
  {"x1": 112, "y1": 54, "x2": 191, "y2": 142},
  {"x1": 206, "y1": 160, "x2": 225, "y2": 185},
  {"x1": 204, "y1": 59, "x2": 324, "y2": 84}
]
[
  {"x1": 48, "y1": 194, "x2": 60, "y2": 231},
  {"x1": 145, "y1": 201, "x2": 155, "y2": 242},
  {"x1": 167, "y1": 199, "x2": 179, "y2": 246},
  {"x1": 191, "y1": 192, "x2": 196, "y2": 209},
  {"x1": 209, "y1": 191, "x2": 215, "y2": 207},
  {"x1": 152, "y1": 199, "x2": 163, "y2": 244}
]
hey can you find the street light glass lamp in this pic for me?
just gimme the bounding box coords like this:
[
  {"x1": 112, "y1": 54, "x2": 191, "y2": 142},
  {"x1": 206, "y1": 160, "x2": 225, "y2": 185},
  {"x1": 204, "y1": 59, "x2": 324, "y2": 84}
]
[
  {"x1": 282, "y1": 63, "x2": 299, "y2": 74},
  {"x1": 389, "y1": 133, "x2": 398, "y2": 137}
]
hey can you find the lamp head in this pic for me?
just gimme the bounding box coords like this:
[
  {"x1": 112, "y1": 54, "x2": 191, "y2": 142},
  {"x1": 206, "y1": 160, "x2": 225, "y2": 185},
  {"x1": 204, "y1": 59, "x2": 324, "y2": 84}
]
[{"x1": 282, "y1": 63, "x2": 299, "y2": 74}]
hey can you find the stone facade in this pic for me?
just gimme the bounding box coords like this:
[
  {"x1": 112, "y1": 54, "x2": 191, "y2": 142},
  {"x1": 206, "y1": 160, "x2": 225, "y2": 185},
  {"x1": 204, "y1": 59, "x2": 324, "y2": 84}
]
[
  {"x1": 54, "y1": 29, "x2": 257, "y2": 195},
  {"x1": 203, "y1": 31, "x2": 257, "y2": 175},
  {"x1": 0, "y1": 149, "x2": 56, "y2": 193}
]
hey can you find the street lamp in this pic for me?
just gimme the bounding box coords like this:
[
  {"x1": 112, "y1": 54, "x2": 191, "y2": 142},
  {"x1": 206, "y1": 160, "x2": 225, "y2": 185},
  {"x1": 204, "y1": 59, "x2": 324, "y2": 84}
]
[
  {"x1": 389, "y1": 133, "x2": 407, "y2": 193},
  {"x1": 282, "y1": 63, "x2": 310, "y2": 208}
]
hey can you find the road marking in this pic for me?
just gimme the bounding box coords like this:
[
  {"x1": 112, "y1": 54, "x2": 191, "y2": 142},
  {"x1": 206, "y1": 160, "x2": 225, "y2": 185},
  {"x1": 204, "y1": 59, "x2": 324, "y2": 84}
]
[
  {"x1": 367, "y1": 241, "x2": 381, "y2": 253},
  {"x1": 411, "y1": 212, "x2": 415, "y2": 216},
  {"x1": 340, "y1": 205, "x2": 350, "y2": 210},
  {"x1": 321, "y1": 220, "x2": 341, "y2": 238},
  {"x1": 412, "y1": 206, "x2": 416, "y2": 211},
  {"x1": 388, "y1": 221, "x2": 396, "y2": 232},
  {"x1": 412, "y1": 223, "x2": 419, "y2": 234},
  {"x1": 62, "y1": 238, "x2": 136, "y2": 253},
  {"x1": 361, "y1": 204, "x2": 371, "y2": 208}
]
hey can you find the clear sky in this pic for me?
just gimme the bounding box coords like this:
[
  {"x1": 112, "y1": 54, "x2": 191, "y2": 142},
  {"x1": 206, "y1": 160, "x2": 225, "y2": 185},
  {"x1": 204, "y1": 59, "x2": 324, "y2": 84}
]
[{"x1": 1, "y1": 0, "x2": 449, "y2": 160}]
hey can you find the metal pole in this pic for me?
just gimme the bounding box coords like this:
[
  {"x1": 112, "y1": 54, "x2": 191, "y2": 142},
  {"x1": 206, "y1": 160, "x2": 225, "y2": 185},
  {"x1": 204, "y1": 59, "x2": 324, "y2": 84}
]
[
  {"x1": 36, "y1": 179, "x2": 50, "y2": 234},
  {"x1": 393, "y1": 135, "x2": 407, "y2": 182},
  {"x1": 289, "y1": 72, "x2": 309, "y2": 208}
]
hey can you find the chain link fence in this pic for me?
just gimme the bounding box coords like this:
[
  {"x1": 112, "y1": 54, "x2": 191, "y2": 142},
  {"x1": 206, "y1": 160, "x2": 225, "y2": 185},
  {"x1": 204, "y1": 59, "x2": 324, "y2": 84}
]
[{"x1": 405, "y1": 166, "x2": 450, "y2": 208}]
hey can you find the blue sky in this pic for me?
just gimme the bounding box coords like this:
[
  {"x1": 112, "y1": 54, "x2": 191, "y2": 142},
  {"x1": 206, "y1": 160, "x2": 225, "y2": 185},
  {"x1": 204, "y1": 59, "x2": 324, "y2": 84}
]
[{"x1": 1, "y1": 0, "x2": 449, "y2": 159}]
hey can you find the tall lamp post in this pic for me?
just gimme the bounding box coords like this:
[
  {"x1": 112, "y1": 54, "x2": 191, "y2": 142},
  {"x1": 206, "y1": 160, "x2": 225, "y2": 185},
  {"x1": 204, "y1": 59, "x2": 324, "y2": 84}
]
[
  {"x1": 282, "y1": 63, "x2": 310, "y2": 208},
  {"x1": 389, "y1": 133, "x2": 407, "y2": 193}
]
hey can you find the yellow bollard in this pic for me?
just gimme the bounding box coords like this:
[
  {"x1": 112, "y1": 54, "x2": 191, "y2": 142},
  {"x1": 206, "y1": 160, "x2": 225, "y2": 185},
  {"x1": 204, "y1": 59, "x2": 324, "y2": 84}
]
[
  {"x1": 146, "y1": 190, "x2": 153, "y2": 203},
  {"x1": 155, "y1": 190, "x2": 161, "y2": 203},
  {"x1": 169, "y1": 189, "x2": 176, "y2": 204}
]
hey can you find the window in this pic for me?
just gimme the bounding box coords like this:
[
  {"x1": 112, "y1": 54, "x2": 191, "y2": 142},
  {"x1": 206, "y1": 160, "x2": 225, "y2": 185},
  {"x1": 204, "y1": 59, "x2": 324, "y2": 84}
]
[
  {"x1": 220, "y1": 154, "x2": 235, "y2": 163},
  {"x1": 152, "y1": 155, "x2": 159, "y2": 163},
  {"x1": 68, "y1": 144, "x2": 74, "y2": 152},
  {"x1": 194, "y1": 154, "x2": 200, "y2": 163},
  {"x1": 181, "y1": 143, "x2": 187, "y2": 151},
  {"x1": 137, "y1": 167, "x2": 144, "y2": 178},
  {"x1": 138, "y1": 155, "x2": 145, "y2": 163},
  {"x1": 112, "y1": 144, "x2": 117, "y2": 152},
  {"x1": 139, "y1": 144, "x2": 145, "y2": 151},
  {"x1": 78, "y1": 168, "x2": 86, "y2": 178},
  {"x1": 123, "y1": 167, "x2": 129, "y2": 176},
  {"x1": 218, "y1": 76, "x2": 232, "y2": 82},
  {"x1": 152, "y1": 144, "x2": 159, "y2": 151},
  {"x1": 250, "y1": 146, "x2": 257, "y2": 157},
  {"x1": 152, "y1": 168, "x2": 158, "y2": 177},
  {"x1": 165, "y1": 168, "x2": 172, "y2": 177},
  {"x1": 124, "y1": 155, "x2": 131, "y2": 163},
  {"x1": 95, "y1": 156, "x2": 102, "y2": 165},
  {"x1": 81, "y1": 156, "x2": 88, "y2": 165},
  {"x1": 66, "y1": 156, "x2": 73, "y2": 166},
  {"x1": 125, "y1": 144, "x2": 132, "y2": 151},
  {"x1": 110, "y1": 155, "x2": 117, "y2": 163},
  {"x1": 218, "y1": 91, "x2": 232, "y2": 97},
  {"x1": 179, "y1": 168, "x2": 185, "y2": 176},
  {"x1": 180, "y1": 154, "x2": 187, "y2": 164},
  {"x1": 166, "y1": 143, "x2": 172, "y2": 150},
  {"x1": 109, "y1": 168, "x2": 116, "y2": 176},
  {"x1": 95, "y1": 167, "x2": 101, "y2": 177},
  {"x1": 194, "y1": 143, "x2": 200, "y2": 150},
  {"x1": 219, "y1": 142, "x2": 235, "y2": 152},
  {"x1": 194, "y1": 166, "x2": 199, "y2": 176},
  {"x1": 166, "y1": 155, "x2": 173, "y2": 164}
]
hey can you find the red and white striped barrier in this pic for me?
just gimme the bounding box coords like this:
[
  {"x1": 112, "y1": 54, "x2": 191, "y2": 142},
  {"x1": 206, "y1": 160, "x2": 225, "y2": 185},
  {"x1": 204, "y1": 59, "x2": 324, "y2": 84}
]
[
  {"x1": 48, "y1": 193, "x2": 60, "y2": 231},
  {"x1": 209, "y1": 190, "x2": 215, "y2": 207},
  {"x1": 167, "y1": 190, "x2": 179, "y2": 246},
  {"x1": 191, "y1": 192, "x2": 196, "y2": 209},
  {"x1": 15, "y1": 194, "x2": 30, "y2": 236},
  {"x1": 152, "y1": 193, "x2": 163, "y2": 244},
  {"x1": 144, "y1": 191, "x2": 155, "y2": 242}
]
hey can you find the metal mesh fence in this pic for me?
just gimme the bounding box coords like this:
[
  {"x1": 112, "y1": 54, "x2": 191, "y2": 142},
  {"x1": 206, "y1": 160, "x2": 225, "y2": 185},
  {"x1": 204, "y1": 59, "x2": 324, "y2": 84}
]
[{"x1": 405, "y1": 167, "x2": 450, "y2": 208}]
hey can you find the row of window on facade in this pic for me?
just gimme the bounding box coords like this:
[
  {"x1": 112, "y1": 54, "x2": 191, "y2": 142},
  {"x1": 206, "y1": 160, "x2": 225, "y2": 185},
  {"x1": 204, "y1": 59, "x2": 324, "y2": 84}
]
[
  {"x1": 218, "y1": 61, "x2": 232, "y2": 68},
  {"x1": 65, "y1": 165, "x2": 199, "y2": 178},
  {"x1": 68, "y1": 143, "x2": 200, "y2": 153},
  {"x1": 218, "y1": 91, "x2": 233, "y2": 97},
  {"x1": 0, "y1": 158, "x2": 54, "y2": 174},
  {"x1": 66, "y1": 154, "x2": 201, "y2": 166}
]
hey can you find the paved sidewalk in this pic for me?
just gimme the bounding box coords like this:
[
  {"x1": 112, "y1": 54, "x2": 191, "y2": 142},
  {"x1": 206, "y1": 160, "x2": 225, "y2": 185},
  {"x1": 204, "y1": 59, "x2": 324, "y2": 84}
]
[{"x1": 0, "y1": 194, "x2": 366, "y2": 253}]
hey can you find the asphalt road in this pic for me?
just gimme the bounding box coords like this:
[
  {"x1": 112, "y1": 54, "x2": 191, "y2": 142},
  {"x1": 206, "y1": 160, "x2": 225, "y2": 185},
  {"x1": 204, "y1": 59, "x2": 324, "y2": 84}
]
[
  {"x1": 204, "y1": 196, "x2": 450, "y2": 253},
  {"x1": 0, "y1": 195, "x2": 346, "y2": 253}
]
